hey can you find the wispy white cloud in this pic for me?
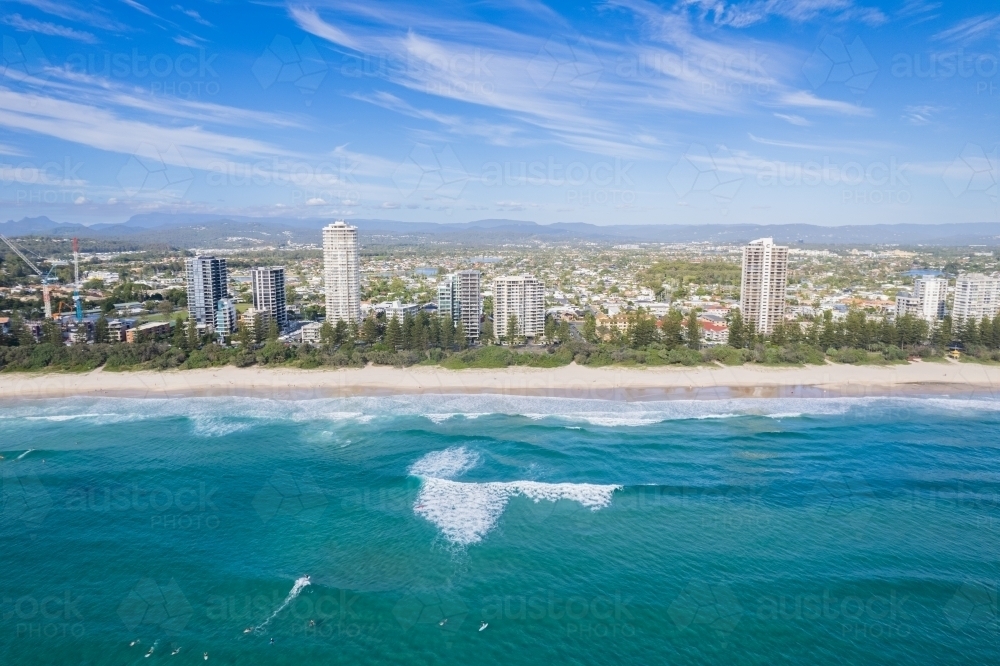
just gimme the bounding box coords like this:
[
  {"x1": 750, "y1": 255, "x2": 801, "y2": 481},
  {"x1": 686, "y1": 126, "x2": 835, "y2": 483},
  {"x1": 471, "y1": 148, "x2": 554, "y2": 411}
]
[
  {"x1": 2, "y1": 13, "x2": 98, "y2": 43},
  {"x1": 173, "y1": 35, "x2": 203, "y2": 47},
  {"x1": 0, "y1": 142, "x2": 27, "y2": 156},
  {"x1": 901, "y1": 104, "x2": 944, "y2": 125},
  {"x1": 678, "y1": 0, "x2": 887, "y2": 28},
  {"x1": 773, "y1": 112, "x2": 810, "y2": 126},
  {"x1": 120, "y1": 0, "x2": 157, "y2": 18},
  {"x1": 897, "y1": 0, "x2": 940, "y2": 24},
  {"x1": 778, "y1": 90, "x2": 873, "y2": 116},
  {"x1": 749, "y1": 132, "x2": 862, "y2": 153},
  {"x1": 10, "y1": 0, "x2": 126, "y2": 31},
  {"x1": 933, "y1": 13, "x2": 1000, "y2": 44},
  {"x1": 171, "y1": 4, "x2": 212, "y2": 26},
  {"x1": 288, "y1": 6, "x2": 361, "y2": 50},
  {"x1": 351, "y1": 91, "x2": 526, "y2": 146},
  {"x1": 290, "y1": 2, "x2": 768, "y2": 158}
]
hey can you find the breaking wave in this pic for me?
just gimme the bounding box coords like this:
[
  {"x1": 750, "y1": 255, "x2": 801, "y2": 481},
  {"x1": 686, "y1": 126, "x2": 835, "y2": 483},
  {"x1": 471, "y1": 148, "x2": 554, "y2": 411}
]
[{"x1": 408, "y1": 447, "x2": 619, "y2": 545}]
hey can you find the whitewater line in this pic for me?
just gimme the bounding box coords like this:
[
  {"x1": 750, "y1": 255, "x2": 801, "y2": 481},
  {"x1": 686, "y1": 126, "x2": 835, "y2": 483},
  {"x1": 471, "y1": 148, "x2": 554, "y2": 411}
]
[
  {"x1": 253, "y1": 576, "x2": 311, "y2": 634},
  {"x1": 16, "y1": 449, "x2": 34, "y2": 460}
]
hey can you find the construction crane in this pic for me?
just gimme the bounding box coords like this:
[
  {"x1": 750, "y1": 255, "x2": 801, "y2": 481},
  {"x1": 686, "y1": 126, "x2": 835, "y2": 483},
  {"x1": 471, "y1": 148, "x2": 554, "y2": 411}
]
[
  {"x1": 0, "y1": 232, "x2": 54, "y2": 319},
  {"x1": 72, "y1": 237, "x2": 82, "y2": 322}
]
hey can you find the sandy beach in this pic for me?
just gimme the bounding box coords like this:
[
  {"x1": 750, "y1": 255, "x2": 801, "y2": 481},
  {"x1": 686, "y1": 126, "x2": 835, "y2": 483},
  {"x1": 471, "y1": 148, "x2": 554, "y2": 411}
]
[{"x1": 1, "y1": 360, "x2": 998, "y2": 400}]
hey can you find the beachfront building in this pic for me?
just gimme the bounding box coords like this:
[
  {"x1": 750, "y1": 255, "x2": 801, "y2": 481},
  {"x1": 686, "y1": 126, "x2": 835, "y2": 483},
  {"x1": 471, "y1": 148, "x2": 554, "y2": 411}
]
[
  {"x1": 952, "y1": 273, "x2": 1000, "y2": 324},
  {"x1": 437, "y1": 274, "x2": 460, "y2": 323},
  {"x1": 186, "y1": 256, "x2": 228, "y2": 331},
  {"x1": 493, "y1": 274, "x2": 545, "y2": 342},
  {"x1": 126, "y1": 321, "x2": 171, "y2": 343},
  {"x1": 374, "y1": 300, "x2": 420, "y2": 322},
  {"x1": 457, "y1": 269, "x2": 482, "y2": 340},
  {"x1": 299, "y1": 321, "x2": 323, "y2": 344},
  {"x1": 895, "y1": 276, "x2": 947, "y2": 323},
  {"x1": 740, "y1": 237, "x2": 788, "y2": 335},
  {"x1": 251, "y1": 266, "x2": 287, "y2": 329},
  {"x1": 215, "y1": 298, "x2": 237, "y2": 334},
  {"x1": 700, "y1": 319, "x2": 729, "y2": 345},
  {"x1": 323, "y1": 221, "x2": 361, "y2": 324}
]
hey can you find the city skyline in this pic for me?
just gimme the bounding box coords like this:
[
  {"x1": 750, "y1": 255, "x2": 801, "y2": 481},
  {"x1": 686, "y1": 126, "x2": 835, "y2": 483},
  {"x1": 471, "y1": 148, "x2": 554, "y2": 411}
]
[{"x1": 0, "y1": 1, "x2": 997, "y2": 227}]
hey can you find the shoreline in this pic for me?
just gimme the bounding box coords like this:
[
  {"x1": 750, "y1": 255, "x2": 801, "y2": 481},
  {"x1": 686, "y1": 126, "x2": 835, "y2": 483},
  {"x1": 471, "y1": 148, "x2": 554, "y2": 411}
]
[{"x1": 0, "y1": 361, "x2": 998, "y2": 401}]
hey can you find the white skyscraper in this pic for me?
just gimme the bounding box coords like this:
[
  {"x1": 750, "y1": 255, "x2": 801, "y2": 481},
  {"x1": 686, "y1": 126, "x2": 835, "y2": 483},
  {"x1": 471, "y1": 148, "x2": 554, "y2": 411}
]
[
  {"x1": 952, "y1": 273, "x2": 1000, "y2": 324},
  {"x1": 895, "y1": 276, "x2": 947, "y2": 323},
  {"x1": 493, "y1": 275, "x2": 545, "y2": 341},
  {"x1": 186, "y1": 256, "x2": 228, "y2": 331},
  {"x1": 740, "y1": 237, "x2": 788, "y2": 335},
  {"x1": 323, "y1": 221, "x2": 360, "y2": 324},
  {"x1": 251, "y1": 266, "x2": 287, "y2": 329},
  {"x1": 457, "y1": 269, "x2": 481, "y2": 339}
]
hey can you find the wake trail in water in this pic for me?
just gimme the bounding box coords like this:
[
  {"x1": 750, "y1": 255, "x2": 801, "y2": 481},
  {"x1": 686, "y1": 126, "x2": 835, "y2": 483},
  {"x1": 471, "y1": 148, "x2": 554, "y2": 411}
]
[
  {"x1": 253, "y1": 576, "x2": 311, "y2": 634},
  {"x1": 16, "y1": 449, "x2": 33, "y2": 460}
]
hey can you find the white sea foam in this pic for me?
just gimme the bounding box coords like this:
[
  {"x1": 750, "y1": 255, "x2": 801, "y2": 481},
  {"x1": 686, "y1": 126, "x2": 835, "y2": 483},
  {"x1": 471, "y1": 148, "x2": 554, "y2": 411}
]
[
  {"x1": 408, "y1": 447, "x2": 619, "y2": 545},
  {"x1": 254, "y1": 576, "x2": 311, "y2": 633},
  {"x1": 16, "y1": 449, "x2": 33, "y2": 460},
  {"x1": 408, "y1": 447, "x2": 479, "y2": 479},
  {"x1": 413, "y1": 478, "x2": 620, "y2": 546},
  {"x1": 191, "y1": 417, "x2": 251, "y2": 438},
  {"x1": 579, "y1": 416, "x2": 662, "y2": 427},
  {"x1": 4, "y1": 394, "x2": 999, "y2": 434},
  {"x1": 423, "y1": 413, "x2": 458, "y2": 424}
]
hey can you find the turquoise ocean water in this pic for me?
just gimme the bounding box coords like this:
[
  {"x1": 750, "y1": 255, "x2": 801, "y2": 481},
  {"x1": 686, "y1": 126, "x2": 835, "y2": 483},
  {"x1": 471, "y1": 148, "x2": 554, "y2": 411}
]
[{"x1": 2, "y1": 394, "x2": 999, "y2": 664}]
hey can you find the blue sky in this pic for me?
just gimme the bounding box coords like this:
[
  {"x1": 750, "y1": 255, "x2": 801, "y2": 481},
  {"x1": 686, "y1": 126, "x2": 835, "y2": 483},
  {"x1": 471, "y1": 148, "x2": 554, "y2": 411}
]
[{"x1": 0, "y1": 0, "x2": 998, "y2": 226}]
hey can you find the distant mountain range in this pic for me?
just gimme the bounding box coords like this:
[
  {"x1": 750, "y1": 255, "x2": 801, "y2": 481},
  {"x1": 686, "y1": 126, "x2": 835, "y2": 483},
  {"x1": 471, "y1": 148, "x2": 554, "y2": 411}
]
[{"x1": 2, "y1": 214, "x2": 1000, "y2": 247}]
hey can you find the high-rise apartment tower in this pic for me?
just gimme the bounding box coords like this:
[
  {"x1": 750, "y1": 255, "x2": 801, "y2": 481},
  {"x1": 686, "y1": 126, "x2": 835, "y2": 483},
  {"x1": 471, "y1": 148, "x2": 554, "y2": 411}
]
[
  {"x1": 251, "y1": 266, "x2": 287, "y2": 329},
  {"x1": 323, "y1": 221, "x2": 361, "y2": 324},
  {"x1": 740, "y1": 237, "x2": 788, "y2": 335},
  {"x1": 186, "y1": 256, "x2": 228, "y2": 331},
  {"x1": 493, "y1": 275, "x2": 545, "y2": 341}
]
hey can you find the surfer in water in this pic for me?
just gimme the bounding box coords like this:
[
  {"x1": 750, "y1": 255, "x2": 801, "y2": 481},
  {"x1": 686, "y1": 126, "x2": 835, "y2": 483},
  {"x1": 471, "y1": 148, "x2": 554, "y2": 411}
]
[{"x1": 479, "y1": 622, "x2": 488, "y2": 631}]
